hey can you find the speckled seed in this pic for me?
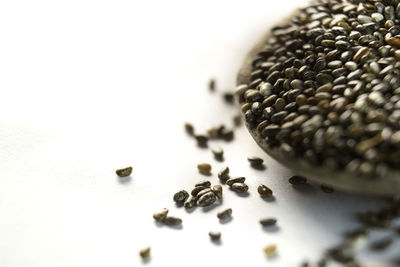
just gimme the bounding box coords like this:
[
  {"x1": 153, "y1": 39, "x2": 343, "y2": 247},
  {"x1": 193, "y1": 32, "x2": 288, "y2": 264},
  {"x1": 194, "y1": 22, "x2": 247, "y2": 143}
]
[
  {"x1": 209, "y1": 231, "x2": 221, "y2": 241},
  {"x1": 197, "y1": 192, "x2": 217, "y2": 207},
  {"x1": 217, "y1": 208, "x2": 232, "y2": 220},
  {"x1": 184, "y1": 196, "x2": 197, "y2": 209},
  {"x1": 139, "y1": 247, "x2": 151, "y2": 259},
  {"x1": 212, "y1": 185, "x2": 223, "y2": 199},
  {"x1": 288, "y1": 175, "x2": 307, "y2": 185},
  {"x1": 196, "y1": 188, "x2": 213, "y2": 199},
  {"x1": 247, "y1": 156, "x2": 264, "y2": 166},
  {"x1": 260, "y1": 218, "x2": 277, "y2": 227},
  {"x1": 257, "y1": 184, "x2": 273, "y2": 198},
  {"x1": 195, "y1": 180, "x2": 211, "y2": 187},
  {"x1": 231, "y1": 183, "x2": 249, "y2": 193},
  {"x1": 116, "y1": 166, "x2": 132, "y2": 177},
  {"x1": 163, "y1": 216, "x2": 182, "y2": 226},
  {"x1": 218, "y1": 166, "x2": 230, "y2": 183},
  {"x1": 191, "y1": 186, "x2": 209, "y2": 197},
  {"x1": 226, "y1": 177, "x2": 246, "y2": 186},
  {"x1": 153, "y1": 208, "x2": 168, "y2": 222},
  {"x1": 173, "y1": 190, "x2": 189, "y2": 205},
  {"x1": 197, "y1": 163, "x2": 212, "y2": 174},
  {"x1": 263, "y1": 245, "x2": 277, "y2": 256}
]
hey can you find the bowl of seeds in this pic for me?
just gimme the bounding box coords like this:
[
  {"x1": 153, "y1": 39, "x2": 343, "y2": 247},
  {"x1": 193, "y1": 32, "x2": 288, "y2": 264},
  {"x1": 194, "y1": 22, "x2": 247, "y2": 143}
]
[{"x1": 236, "y1": 0, "x2": 400, "y2": 195}]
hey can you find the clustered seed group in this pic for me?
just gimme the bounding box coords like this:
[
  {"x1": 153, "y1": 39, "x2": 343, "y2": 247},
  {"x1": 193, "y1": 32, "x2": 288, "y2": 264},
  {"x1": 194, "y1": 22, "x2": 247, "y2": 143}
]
[{"x1": 237, "y1": 0, "x2": 400, "y2": 177}]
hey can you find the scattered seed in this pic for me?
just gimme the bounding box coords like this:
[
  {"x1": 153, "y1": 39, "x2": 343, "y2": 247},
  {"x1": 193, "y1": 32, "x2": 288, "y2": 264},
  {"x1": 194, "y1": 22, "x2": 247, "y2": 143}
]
[
  {"x1": 173, "y1": 190, "x2": 189, "y2": 205},
  {"x1": 288, "y1": 175, "x2": 307, "y2": 185},
  {"x1": 233, "y1": 114, "x2": 242, "y2": 127},
  {"x1": 197, "y1": 191, "x2": 217, "y2": 207},
  {"x1": 209, "y1": 231, "x2": 221, "y2": 241},
  {"x1": 257, "y1": 184, "x2": 273, "y2": 198},
  {"x1": 223, "y1": 92, "x2": 234, "y2": 104},
  {"x1": 197, "y1": 163, "x2": 212, "y2": 175},
  {"x1": 212, "y1": 185, "x2": 223, "y2": 199},
  {"x1": 263, "y1": 244, "x2": 277, "y2": 256},
  {"x1": 116, "y1": 166, "x2": 132, "y2": 177},
  {"x1": 195, "y1": 180, "x2": 211, "y2": 187},
  {"x1": 320, "y1": 185, "x2": 334, "y2": 193},
  {"x1": 226, "y1": 177, "x2": 246, "y2": 186},
  {"x1": 163, "y1": 216, "x2": 182, "y2": 226},
  {"x1": 211, "y1": 146, "x2": 224, "y2": 160},
  {"x1": 153, "y1": 208, "x2": 169, "y2": 222},
  {"x1": 260, "y1": 218, "x2": 277, "y2": 227},
  {"x1": 139, "y1": 246, "x2": 151, "y2": 259},
  {"x1": 218, "y1": 166, "x2": 230, "y2": 183},
  {"x1": 209, "y1": 79, "x2": 215, "y2": 92},
  {"x1": 217, "y1": 208, "x2": 232, "y2": 220},
  {"x1": 195, "y1": 135, "x2": 208, "y2": 147},
  {"x1": 231, "y1": 182, "x2": 249, "y2": 193},
  {"x1": 184, "y1": 123, "x2": 195, "y2": 136},
  {"x1": 184, "y1": 196, "x2": 197, "y2": 209},
  {"x1": 247, "y1": 156, "x2": 264, "y2": 167}
]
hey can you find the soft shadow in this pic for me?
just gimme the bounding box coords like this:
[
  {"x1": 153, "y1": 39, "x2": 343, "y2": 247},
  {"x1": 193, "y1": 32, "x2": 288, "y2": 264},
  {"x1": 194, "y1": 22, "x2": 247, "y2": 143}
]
[
  {"x1": 251, "y1": 164, "x2": 267, "y2": 171},
  {"x1": 199, "y1": 172, "x2": 212, "y2": 177},
  {"x1": 262, "y1": 225, "x2": 280, "y2": 233},
  {"x1": 261, "y1": 196, "x2": 276, "y2": 203},
  {"x1": 291, "y1": 183, "x2": 317, "y2": 195},
  {"x1": 184, "y1": 206, "x2": 197, "y2": 214},
  {"x1": 153, "y1": 221, "x2": 183, "y2": 230},
  {"x1": 219, "y1": 216, "x2": 233, "y2": 224},
  {"x1": 117, "y1": 176, "x2": 131, "y2": 184},
  {"x1": 202, "y1": 201, "x2": 223, "y2": 212},
  {"x1": 211, "y1": 239, "x2": 222, "y2": 246},
  {"x1": 141, "y1": 256, "x2": 151, "y2": 265},
  {"x1": 264, "y1": 253, "x2": 278, "y2": 261}
]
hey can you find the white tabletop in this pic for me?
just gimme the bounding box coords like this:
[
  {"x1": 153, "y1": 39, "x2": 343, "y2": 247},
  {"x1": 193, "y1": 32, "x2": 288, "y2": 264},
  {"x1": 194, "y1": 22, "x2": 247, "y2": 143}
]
[{"x1": 0, "y1": 0, "x2": 399, "y2": 266}]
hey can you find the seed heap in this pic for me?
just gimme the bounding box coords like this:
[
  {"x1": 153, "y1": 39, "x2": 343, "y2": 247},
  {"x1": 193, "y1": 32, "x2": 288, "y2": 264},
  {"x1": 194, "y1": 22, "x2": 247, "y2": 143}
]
[
  {"x1": 174, "y1": 180, "x2": 223, "y2": 209},
  {"x1": 237, "y1": 0, "x2": 400, "y2": 177}
]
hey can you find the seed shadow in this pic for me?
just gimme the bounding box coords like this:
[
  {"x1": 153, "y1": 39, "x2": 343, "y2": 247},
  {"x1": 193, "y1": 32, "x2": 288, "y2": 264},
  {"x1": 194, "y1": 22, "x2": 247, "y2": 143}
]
[
  {"x1": 211, "y1": 239, "x2": 222, "y2": 246},
  {"x1": 201, "y1": 201, "x2": 223, "y2": 213},
  {"x1": 250, "y1": 164, "x2": 267, "y2": 171},
  {"x1": 219, "y1": 216, "x2": 233, "y2": 224},
  {"x1": 184, "y1": 206, "x2": 197, "y2": 214},
  {"x1": 262, "y1": 225, "x2": 280, "y2": 233},
  {"x1": 141, "y1": 256, "x2": 151, "y2": 265},
  {"x1": 174, "y1": 203, "x2": 184, "y2": 208},
  {"x1": 117, "y1": 176, "x2": 131, "y2": 184},
  {"x1": 264, "y1": 253, "x2": 278, "y2": 261},
  {"x1": 153, "y1": 221, "x2": 183, "y2": 230},
  {"x1": 199, "y1": 172, "x2": 212, "y2": 177},
  {"x1": 291, "y1": 183, "x2": 317, "y2": 195},
  {"x1": 261, "y1": 196, "x2": 276, "y2": 203}
]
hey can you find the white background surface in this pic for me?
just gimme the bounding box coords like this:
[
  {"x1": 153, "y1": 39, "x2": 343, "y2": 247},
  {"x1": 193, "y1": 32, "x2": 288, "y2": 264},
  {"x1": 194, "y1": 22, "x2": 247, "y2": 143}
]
[{"x1": 0, "y1": 1, "x2": 399, "y2": 266}]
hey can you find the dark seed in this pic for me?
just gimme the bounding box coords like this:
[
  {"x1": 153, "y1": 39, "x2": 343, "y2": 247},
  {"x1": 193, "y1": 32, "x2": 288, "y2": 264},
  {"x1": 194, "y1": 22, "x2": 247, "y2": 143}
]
[
  {"x1": 226, "y1": 177, "x2": 245, "y2": 186},
  {"x1": 209, "y1": 231, "x2": 221, "y2": 241},
  {"x1": 191, "y1": 186, "x2": 209, "y2": 197},
  {"x1": 195, "y1": 180, "x2": 211, "y2": 187},
  {"x1": 195, "y1": 135, "x2": 208, "y2": 147},
  {"x1": 320, "y1": 185, "x2": 334, "y2": 194},
  {"x1": 217, "y1": 208, "x2": 232, "y2": 220},
  {"x1": 153, "y1": 208, "x2": 168, "y2": 222},
  {"x1": 288, "y1": 175, "x2": 307, "y2": 185},
  {"x1": 231, "y1": 182, "x2": 249, "y2": 193},
  {"x1": 116, "y1": 166, "x2": 132, "y2": 177},
  {"x1": 163, "y1": 216, "x2": 182, "y2": 226},
  {"x1": 218, "y1": 166, "x2": 230, "y2": 183},
  {"x1": 223, "y1": 92, "x2": 235, "y2": 104},
  {"x1": 184, "y1": 196, "x2": 197, "y2": 209},
  {"x1": 212, "y1": 185, "x2": 223, "y2": 199},
  {"x1": 209, "y1": 79, "x2": 215, "y2": 92},
  {"x1": 184, "y1": 123, "x2": 195, "y2": 136},
  {"x1": 211, "y1": 146, "x2": 224, "y2": 160},
  {"x1": 247, "y1": 156, "x2": 264, "y2": 166},
  {"x1": 173, "y1": 190, "x2": 189, "y2": 205},
  {"x1": 260, "y1": 218, "x2": 277, "y2": 227},
  {"x1": 257, "y1": 184, "x2": 273, "y2": 198},
  {"x1": 197, "y1": 192, "x2": 217, "y2": 207}
]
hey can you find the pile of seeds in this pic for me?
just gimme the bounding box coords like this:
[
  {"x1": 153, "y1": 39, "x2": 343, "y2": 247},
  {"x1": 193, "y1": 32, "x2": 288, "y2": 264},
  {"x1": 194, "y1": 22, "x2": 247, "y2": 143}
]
[
  {"x1": 173, "y1": 180, "x2": 223, "y2": 209},
  {"x1": 237, "y1": 0, "x2": 400, "y2": 177}
]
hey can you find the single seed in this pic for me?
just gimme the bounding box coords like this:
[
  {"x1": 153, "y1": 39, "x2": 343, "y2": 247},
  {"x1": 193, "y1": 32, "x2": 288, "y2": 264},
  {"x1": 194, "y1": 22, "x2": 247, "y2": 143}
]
[
  {"x1": 197, "y1": 163, "x2": 212, "y2": 175},
  {"x1": 212, "y1": 185, "x2": 223, "y2": 199},
  {"x1": 195, "y1": 135, "x2": 208, "y2": 147},
  {"x1": 260, "y1": 218, "x2": 277, "y2": 227},
  {"x1": 233, "y1": 114, "x2": 242, "y2": 127},
  {"x1": 197, "y1": 191, "x2": 217, "y2": 207},
  {"x1": 217, "y1": 208, "x2": 232, "y2": 220},
  {"x1": 218, "y1": 166, "x2": 230, "y2": 183},
  {"x1": 211, "y1": 146, "x2": 224, "y2": 160},
  {"x1": 139, "y1": 247, "x2": 151, "y2": 259},
  {"x1": 184, "y1": 123, "x2": 195, "y2": 136},
  {"x1": 184, "y1": 196, "x2": 197, "y2": 209},
  {"x1": 320, "y1": 185, "x2": 334, "y2": 193},
  {"x1": 173, "y1": 190, "x2": 189, "y2": 205},
  {"x1": 195, "y1": 180, "x2": 211, "y2": 187},
  {"x1": 163, "y1": 216, "x2": 182, "y2": 226},
  {"x1": 209, "y1": 79, "x2": 215, "y2": 92},
  {"x1": 263, "y1": 244, "x2": 277, "y2": 256},
  {"x1": 153, "y1": 208, "x2": 168, "y2": 222},
  {"x1": 209, "y1": 231, "x2": 221, "y2": 241},
  {"x1": 231, "y1": 182, "x2": 249, "y2": 193},
  {"x1": 247, "y1": 156, "x2": 264, "y2": 166},
  {"x1": 257, "y1": 184, "x2": 273, "y2": 198},
  {"x1": 288, "y1": 175, "x2": 307, "y2": 185},
  {"x1": 223, "y1": 92, "x2": 234, "y2": 104},
  {"x1": 116, "y1": 166, "x2": 132, "y2": 177},
  {"x1": 226, "y1": 177, "x2": 246, "y2": 186}
]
